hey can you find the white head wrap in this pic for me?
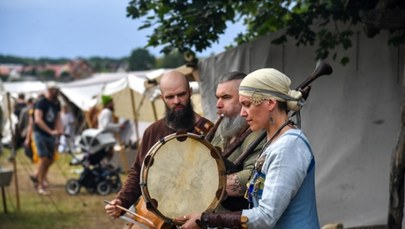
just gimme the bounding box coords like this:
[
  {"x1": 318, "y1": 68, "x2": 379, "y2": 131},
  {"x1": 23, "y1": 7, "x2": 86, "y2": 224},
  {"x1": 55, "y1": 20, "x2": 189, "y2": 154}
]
[{"x1": 239, "y1": 68, "x2": 303, "y2": 111}]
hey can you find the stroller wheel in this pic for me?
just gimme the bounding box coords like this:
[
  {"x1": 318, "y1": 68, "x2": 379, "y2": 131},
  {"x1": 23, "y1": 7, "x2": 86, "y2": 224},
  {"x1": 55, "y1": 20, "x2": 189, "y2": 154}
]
[
  {"x1": 96, "y1": 181, "x2": 112, "y2": 196},
  {"x1": 65, "y1": 179, "x2": 81, "y2": 195}
]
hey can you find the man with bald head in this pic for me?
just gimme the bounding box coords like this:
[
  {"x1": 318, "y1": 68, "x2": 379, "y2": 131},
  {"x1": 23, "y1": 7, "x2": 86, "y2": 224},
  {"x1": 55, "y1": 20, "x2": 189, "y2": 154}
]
[
  {"x1": 105, "y1": 71, "x2": 213, "y2": 227},
  {"x1": 159, "y1": 71, "x2": 198, "y2": 130}
]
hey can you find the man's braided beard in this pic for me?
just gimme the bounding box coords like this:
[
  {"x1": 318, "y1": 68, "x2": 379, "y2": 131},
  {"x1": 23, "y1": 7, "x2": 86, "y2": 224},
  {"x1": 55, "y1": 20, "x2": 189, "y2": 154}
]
[
  {"x1": 164, "y1": 101, "x2": 195, "y2": 131},
  {"x1": 217, "y1": 115, "x2": 247, "y2": 139}
]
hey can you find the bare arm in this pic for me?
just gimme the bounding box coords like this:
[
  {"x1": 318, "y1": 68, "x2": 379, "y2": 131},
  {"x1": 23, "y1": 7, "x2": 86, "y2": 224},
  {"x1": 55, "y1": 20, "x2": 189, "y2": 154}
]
[
  {"x1": 24, "y1": 115, "x2": 33, "y2": 146},
  {"x1": 55, "y1": 112, "x2": 63, "y2": 133}
]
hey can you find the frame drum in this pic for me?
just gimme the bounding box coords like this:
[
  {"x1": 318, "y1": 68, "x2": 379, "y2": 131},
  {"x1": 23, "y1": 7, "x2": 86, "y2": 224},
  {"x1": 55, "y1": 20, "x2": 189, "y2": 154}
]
[{"x1": 140, "y1": 132, "x2": 226, "y2": 223}]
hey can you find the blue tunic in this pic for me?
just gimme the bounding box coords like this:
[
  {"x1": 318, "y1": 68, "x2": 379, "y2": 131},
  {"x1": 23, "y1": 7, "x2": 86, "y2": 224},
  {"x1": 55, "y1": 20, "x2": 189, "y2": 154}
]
[{"x1": 242, "y1": 129, "x2": 320, "y2": 229}]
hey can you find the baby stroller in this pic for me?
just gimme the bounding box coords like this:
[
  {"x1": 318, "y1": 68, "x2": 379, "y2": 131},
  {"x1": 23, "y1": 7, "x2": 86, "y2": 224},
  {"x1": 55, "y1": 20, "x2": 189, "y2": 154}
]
[{"x1": 65, "y1": 129, "x2": 122, "y2": 196}]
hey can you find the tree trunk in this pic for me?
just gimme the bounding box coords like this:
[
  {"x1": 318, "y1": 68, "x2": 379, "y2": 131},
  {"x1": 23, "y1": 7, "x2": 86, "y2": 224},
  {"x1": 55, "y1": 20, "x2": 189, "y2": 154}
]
[{"x1": 388, "y1": 81, "x2": 405, "y2": 228}]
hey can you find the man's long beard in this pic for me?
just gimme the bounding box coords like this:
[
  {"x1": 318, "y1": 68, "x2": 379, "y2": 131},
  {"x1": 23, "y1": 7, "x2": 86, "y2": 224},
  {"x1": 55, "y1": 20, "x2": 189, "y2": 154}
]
[
  {"x1": 217, "y1": 115, "x2": 247, "y2": 139},
  {"x1": 165, "y1": 101, "x2": 195, "y2": 131}
]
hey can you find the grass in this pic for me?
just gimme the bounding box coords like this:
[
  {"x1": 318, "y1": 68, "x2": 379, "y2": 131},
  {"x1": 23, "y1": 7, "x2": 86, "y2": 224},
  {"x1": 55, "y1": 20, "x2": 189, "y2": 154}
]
[{"x1": 0, "y1": 148, "x2": 128, "y2": 229}]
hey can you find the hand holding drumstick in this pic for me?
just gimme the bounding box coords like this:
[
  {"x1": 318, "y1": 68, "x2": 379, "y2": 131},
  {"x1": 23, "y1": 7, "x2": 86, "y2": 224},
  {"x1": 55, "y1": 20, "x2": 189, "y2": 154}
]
[
  {"x1": 104, "y1": 199, "x2": 123, "y2": 218},
  {"x1": 104, "y1": 200, "x2": 157, "y2": 229}
]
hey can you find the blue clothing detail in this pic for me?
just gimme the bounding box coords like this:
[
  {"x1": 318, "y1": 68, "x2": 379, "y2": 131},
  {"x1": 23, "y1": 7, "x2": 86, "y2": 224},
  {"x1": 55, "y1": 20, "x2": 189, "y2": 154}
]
[
  {"x1": 246, "y1": 171, "x2": 265, "y2": 207},
  {"x1": 242, "y1": 129, "x2": 320, "y2": 229},
  {"x1": 275, "y1": 132, "x2": 317, "y2": 229},
  {"x1": 275, "y1": 162, "x2": 318, "y2": 229},
  {"x1": 247, "y1": 132, "x2": 315, "y2": 207},
  {"x1": 285, "y1": 132, "x2": 315, "y2": 174}
]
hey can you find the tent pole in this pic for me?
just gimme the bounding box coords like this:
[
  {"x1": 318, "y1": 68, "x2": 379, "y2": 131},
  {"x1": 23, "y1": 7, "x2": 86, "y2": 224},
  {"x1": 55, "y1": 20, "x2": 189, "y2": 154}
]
[
  {"x1": 151, "y1": 100, "x2": 158, "y2": 121},
  {"x1": 124, "y1": 89, "x2": 140, "y2": 174},
  {"x1": 129, "y1": 89, "x2": 140, "y2": 140},
  {"x1": 115, "y1": 133, "x2": 129, "y2": 174},
  {"x1": 6, "y1": 92, "x2": 20, "y2": 211}
]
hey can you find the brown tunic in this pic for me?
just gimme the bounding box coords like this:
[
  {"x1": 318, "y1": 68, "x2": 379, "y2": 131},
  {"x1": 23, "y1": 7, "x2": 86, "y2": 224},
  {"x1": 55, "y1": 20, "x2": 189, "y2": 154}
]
[{"x1": 116, "y1": 115, "x2": 213, "y2": 209}]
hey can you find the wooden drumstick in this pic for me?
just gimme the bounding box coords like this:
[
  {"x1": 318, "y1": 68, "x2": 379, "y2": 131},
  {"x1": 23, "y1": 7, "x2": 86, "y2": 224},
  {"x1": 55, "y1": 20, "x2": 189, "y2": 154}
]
[{"x1": 103, "y1": 200, "x2": 156, "y2": 228}]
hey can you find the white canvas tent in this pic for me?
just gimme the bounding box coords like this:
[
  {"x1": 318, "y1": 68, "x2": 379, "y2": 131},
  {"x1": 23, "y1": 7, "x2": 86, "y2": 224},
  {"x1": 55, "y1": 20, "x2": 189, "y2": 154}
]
[
  {"x1": 60, "y1": 71, "x2": 165, "y2": 113},
  {"x1": 198, "y1": 26, "x2": 404, "y2": 227},
  {"x1": 2, "y1": 81, "x2": 47, "y2": 96},
  {"x1": 0, "y1": 81, "x2": 13, "y2": 147},
  {"x1": 102, "y1": 71, "x2": 166, "y2": 122},
  {"x1": 60, "y1": 72, "x2": 130, "y2": 112},
  {"x1": 59, "y1": 84, "x2": 103, "y2": 112}
]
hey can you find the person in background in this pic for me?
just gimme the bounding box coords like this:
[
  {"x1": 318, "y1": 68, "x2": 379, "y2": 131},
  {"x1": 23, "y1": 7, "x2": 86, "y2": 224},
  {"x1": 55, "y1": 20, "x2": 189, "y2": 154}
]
[
  {"x1": 177, "y1": 68, "x2": 319, "y2": 229},
  {"x1": 105, "y1": 71, "x2": 213, "y2": 229},
  {"x1": 32, "y1": 82, "x2": 62, "y2": 195},
  {"x1": 211, "y1": 71, "x2": 265, "y2": 212},
  {"x1": 18, "y1": 97, "x2": 35, "y2": 159},
  {"x1": 13, "y1": 93, "x2": 28, "y2": 151},
  {"x1": 97, "y1": 95, "x2": 126, "y2": 133},
  {"x1": 27, "y1": 95, "x2": 48, "y2": 188},
  {"x1": 58, "y1": 103, "x2": 75, "y2": 153},
  {"x1": 13, "y1": 93, "x2": 26, "y2": 119}
]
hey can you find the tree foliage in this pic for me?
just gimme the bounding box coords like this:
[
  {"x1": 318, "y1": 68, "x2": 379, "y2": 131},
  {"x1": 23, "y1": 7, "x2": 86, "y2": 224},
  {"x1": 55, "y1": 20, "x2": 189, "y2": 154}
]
[
  {"x1": 156, "y1": 50, "x2": 185, "y2": 68},
  {"x1": 127, "y1": 0, "x2": 405, "y2": 64},
  {"x1": 0, "y1": 55, "x2": 70, "y2": 65},
  {"x1": 87, "y1": 56, "x2": 127, "y2": 72},
  {"x1": 128, "y1": 48, "x2": 156, "y2": 70}
]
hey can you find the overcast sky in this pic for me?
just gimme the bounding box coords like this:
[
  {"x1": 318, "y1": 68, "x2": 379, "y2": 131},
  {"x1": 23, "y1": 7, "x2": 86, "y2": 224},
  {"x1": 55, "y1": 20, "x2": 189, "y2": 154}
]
[{"x1": 0, "y1": 0, "x2": 244, "y2": 59}]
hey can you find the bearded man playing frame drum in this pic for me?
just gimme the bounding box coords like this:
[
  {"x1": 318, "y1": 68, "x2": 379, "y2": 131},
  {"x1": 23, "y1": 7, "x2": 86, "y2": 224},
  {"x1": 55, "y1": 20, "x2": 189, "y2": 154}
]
[
  {"x1": 105, "y1": 71, "x2": 213, "y2": 228},
  {"x1": 212, "y1": 72, "x2": 265, "y2": 212}
]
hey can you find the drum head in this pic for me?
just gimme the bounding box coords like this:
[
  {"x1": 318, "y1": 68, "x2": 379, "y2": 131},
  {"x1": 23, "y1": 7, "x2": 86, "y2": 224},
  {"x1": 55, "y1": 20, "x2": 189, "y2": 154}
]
[{"x1": 141, "y1": 133, "x2": 225, "y2": 221}]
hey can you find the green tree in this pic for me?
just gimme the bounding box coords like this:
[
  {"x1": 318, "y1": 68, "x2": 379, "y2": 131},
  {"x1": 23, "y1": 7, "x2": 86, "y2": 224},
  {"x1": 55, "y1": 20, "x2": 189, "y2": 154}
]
[
  {"x1": 156, "y1": 51, "x2": 185, "y2": 68},
  {"x1": 88, "y1": 56, "x2": 128, "y2": 72},
  {"x1": 127, "y1": 0, "x2": 405, "y2": 64},
  {"x1": 0, "y1": 55, "x2": 69, "y2": 66},
  {"x1": 39, "y1": 69, "x2": 55, "y2": 80},
  {"x1": 59, "y1": 71, "x2": 73, "y2": 82},
  {"x1": 128, "y1": 48, "x2": 156, "y2": 70}
]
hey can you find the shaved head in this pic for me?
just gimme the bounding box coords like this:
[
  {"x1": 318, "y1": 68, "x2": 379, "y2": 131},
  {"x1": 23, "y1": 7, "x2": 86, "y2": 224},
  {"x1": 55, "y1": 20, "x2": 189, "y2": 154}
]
[{"x1": 160, "y1": 71, "x2": 190, "y2": 94}]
